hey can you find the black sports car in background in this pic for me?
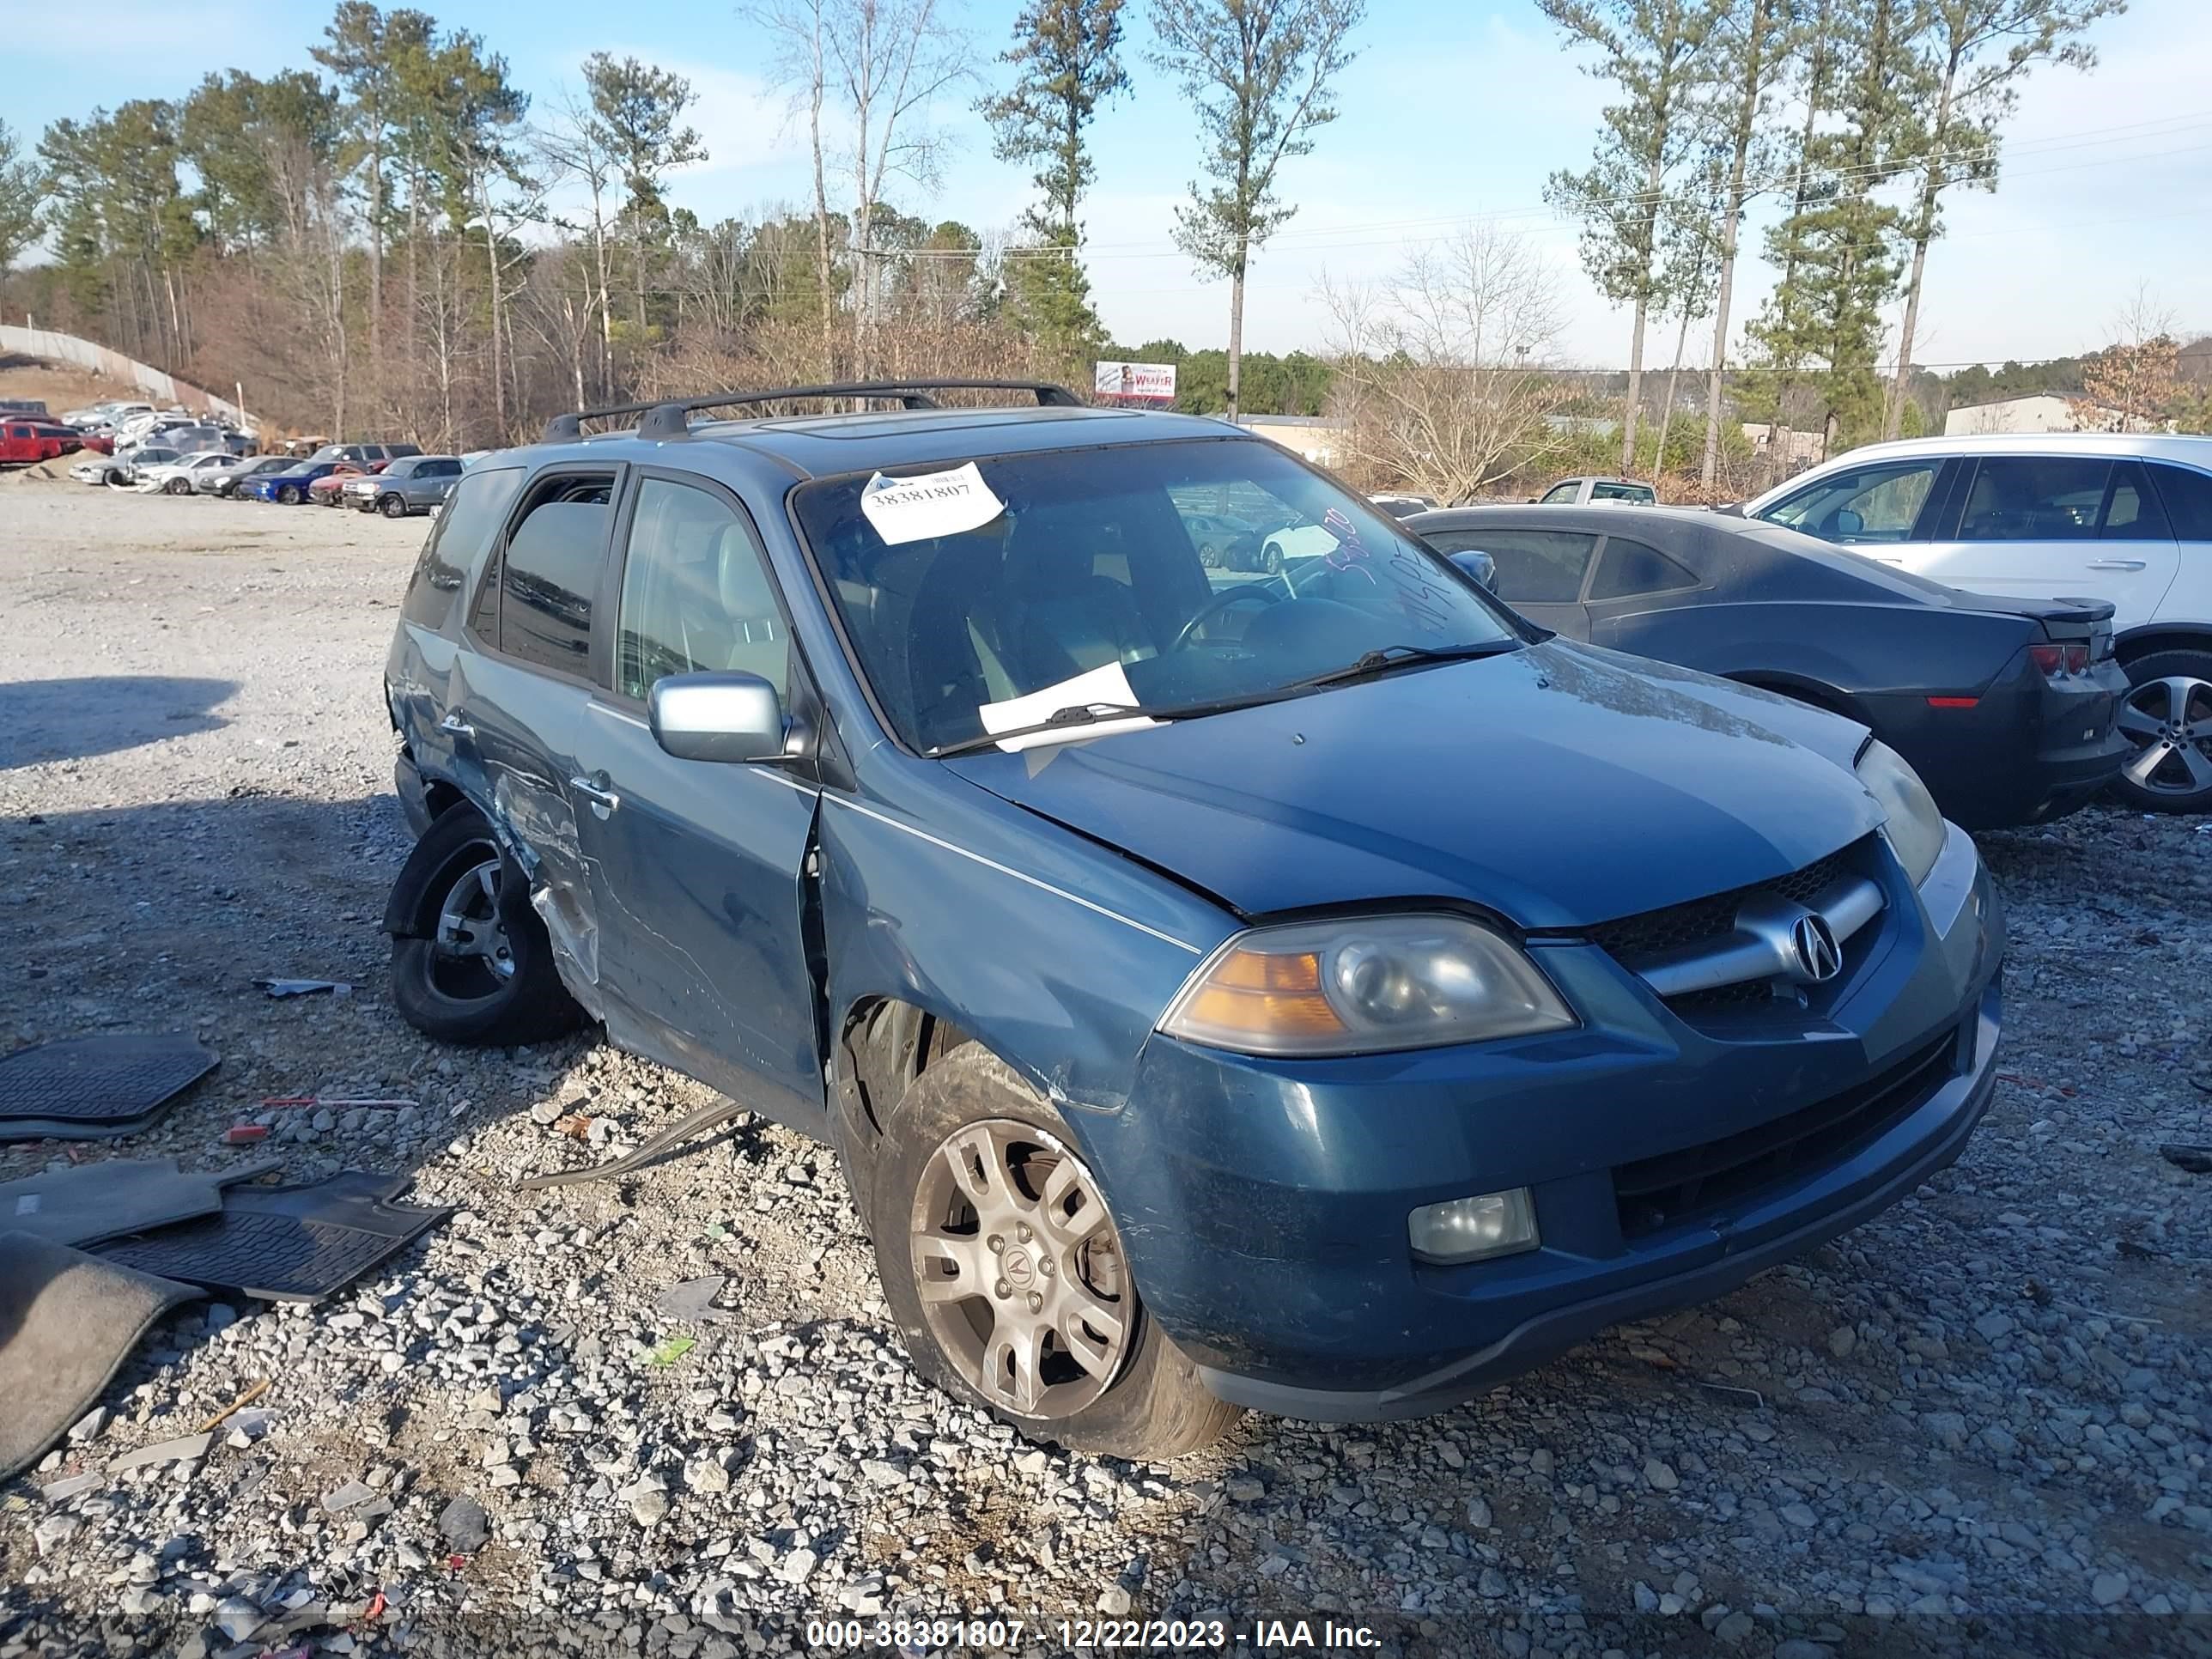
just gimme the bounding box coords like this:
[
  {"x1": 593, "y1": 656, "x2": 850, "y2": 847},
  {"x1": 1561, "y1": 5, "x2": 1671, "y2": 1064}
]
[{"x1": 1405, "y1": 504, "x2": 2130, "y2": 830}]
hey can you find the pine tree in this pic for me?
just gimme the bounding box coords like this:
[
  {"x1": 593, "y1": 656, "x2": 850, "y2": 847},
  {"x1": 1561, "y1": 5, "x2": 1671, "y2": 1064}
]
[
  {"x1": 1744, "y1": 0, "x2": 1926, "y2": 456},
  {"x1": 580, "y1": 53, "x2": 705, "y2": 338},
  {"x1": 1691, "y1": 0, "x2": 1796, "y2": 490},
  {"x1": 1542, "y1": 0, "x2": 1726, "y2": 474},
  {"x1": 981, "y1": 0, "x2": 1127, "y2": 352},
  {"x1": 1147, "y1": 0, "x2": 1364, "y2": 420},
  {"x1": 1883, "y1": 0, "x2": 2120, "y2": 437}
]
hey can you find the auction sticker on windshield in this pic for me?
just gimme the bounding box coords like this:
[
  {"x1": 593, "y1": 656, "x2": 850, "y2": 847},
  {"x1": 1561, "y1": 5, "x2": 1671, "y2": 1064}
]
[{"x1": 859, "y1": 462, "x2": 1006, "y2": 544}]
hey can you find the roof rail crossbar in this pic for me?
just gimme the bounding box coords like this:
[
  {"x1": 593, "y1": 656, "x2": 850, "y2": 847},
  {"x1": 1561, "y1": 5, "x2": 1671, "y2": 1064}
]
[{"x1": 539, "y1": 378, "x2": 1085, "y2": 443}]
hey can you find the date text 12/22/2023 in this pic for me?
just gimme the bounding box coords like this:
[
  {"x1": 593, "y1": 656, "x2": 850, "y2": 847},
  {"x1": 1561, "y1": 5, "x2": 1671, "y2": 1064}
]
[{"x1": 802, "y1": 1617, "x2": 1385, "y2": 1650}]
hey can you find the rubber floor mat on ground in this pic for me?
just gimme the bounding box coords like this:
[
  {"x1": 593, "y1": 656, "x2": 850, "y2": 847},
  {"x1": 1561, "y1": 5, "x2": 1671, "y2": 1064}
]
[
  {"x1": 93, "y1": 1171, "x2": 454, "y2": 1303},
  {"x1": 0, "y1": 1035, "x2": 220, "y2": 1141},
  {"x1": 0, "y1": 1157, "x2": 282, "y2": 1249}
]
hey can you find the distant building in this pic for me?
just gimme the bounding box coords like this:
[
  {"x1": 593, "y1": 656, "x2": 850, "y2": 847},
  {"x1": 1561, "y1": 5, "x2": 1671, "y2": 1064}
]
[
  {"x1": 1237, "y1": 413, "x2": 1345, "y2": 467},
  {"x1": 1942, "y1": 393, "x2": 2153, "y2": 435},
  {"x1": 1741, "y1": 422, "x2": 1826, "y2": 467}
]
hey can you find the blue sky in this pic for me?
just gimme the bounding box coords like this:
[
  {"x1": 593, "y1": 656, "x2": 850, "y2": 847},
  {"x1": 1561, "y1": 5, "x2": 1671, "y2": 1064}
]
[{"x1": 6, "y1": 0, "x2": 2209, "y2": 369}]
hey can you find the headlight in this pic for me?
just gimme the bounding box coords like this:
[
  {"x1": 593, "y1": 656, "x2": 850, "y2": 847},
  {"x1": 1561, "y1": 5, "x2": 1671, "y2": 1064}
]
[
  {"x1": 1856, "y1": 739, "x2": 1945, "y2": 886},
  {"x1": 1158, "y1": 915, "x2": 1576, "y2": 1057}
]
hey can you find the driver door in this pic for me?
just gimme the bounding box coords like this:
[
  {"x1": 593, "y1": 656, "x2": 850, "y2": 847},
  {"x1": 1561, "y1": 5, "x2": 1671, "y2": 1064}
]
[{"x1": 1424, "y1": 527, "x2": 1598, "y2": 637}]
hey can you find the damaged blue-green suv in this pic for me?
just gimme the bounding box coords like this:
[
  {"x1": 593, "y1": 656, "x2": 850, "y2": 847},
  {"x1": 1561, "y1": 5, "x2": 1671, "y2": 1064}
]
[{"x1": 382, "y1": 380, "x2": 2004, "y2": 1460}]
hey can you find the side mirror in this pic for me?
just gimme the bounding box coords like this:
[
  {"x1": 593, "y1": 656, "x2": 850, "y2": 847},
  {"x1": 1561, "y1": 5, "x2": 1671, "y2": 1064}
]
[
  {"x1": 1449, "y1": 549, "x2": 1498, "y2": 592},
  {"x1": 648, "y1": 671, "x2": 792, "y2": 763}
]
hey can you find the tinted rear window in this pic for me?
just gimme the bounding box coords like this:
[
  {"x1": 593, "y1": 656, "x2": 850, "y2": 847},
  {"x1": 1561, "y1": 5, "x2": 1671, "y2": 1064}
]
[
  {"x1": 499, "y1": 497, "x2": 609, "y2": 673},
  {"x1": 2151, "y1": 462, "x2": 2212, "y2": 541},
  {"x1": 401, "y1": 466, "x2": 524, "y2": 631}
]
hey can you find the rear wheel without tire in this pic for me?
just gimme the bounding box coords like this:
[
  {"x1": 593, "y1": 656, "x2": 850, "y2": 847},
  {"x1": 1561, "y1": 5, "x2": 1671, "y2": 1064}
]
[
  {"x1": 391, "y1": 805, "x2": 584, "y2": 1045},
  {"x1": 2112, "y1": 649, "x2": 2212, "y2": 813},
  {"x1": 869, "y1": 1048, "x2": 1242, "y2": 1461}
]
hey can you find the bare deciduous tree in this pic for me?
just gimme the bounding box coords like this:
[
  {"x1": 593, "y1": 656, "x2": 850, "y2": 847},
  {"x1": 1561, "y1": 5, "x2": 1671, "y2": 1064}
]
[
  {"x1": 1319, "y1": 226, "x2": 1571, "y2": 502},
  {"x1": 2074, "y1": 288, "x2": 2180, "y2": 434}
]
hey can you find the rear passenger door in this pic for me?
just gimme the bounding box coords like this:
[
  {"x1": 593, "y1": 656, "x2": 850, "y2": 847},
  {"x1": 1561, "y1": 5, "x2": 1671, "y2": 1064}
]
[
  {"x1": 1582, "y1": 533, "x2": 1702, "y2": 647},
  {"x1": 1905, "y1": 456, "x2": 2179, "y2": 629},
  {"x1": 568, "y1": 471, "x2": 825, "y2": 1122},
  {"x1": 2146, "y1": 460, "x2": 2212, "y2": 625},
  {"x1": 452, "y1": 466, "x2": 623, "y2": 989}
]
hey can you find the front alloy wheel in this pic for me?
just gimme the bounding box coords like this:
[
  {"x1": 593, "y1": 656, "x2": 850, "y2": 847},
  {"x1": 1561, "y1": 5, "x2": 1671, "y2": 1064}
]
[
  {"x1": 2113, "y1": 653, "x2": 2212, "y2": 812},
  {"x1": 869, "y1": 1049, "x2": 1241, "y2": 1460},
  {"x1": 910, "y1": 1119, "x2": 1131, "y2": 1419}
]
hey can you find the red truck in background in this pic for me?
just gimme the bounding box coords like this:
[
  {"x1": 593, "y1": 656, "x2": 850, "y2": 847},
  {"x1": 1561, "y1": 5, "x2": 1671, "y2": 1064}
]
[{"x1": 0, "y1": 422, "x2": 110, "y2": 465}]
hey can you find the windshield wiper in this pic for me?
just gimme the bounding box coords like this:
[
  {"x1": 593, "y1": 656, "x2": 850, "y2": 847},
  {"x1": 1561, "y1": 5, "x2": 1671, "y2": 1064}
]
[
  {"x1": 1286, "y1": 641, "x2": 1518, "y2": 692},
  {"x1": 927, "y1": 690, "x2": 1295, "y2": 758}
]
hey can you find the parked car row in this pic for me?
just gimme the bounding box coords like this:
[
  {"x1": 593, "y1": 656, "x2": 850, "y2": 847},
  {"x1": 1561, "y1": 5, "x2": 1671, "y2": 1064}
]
[{"x1": 64, "y1": 437, "x2": 462, "y2": 515}]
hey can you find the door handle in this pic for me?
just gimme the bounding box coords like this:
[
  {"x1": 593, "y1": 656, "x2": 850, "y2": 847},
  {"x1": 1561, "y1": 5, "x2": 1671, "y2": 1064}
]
[
  {"x1": 2087, "y1": 559, "x2": 2147, "y2": 570},
  {"x1": 570, "y1": 774, "x2": 621, "y2": 813},
  {"x1": 438, "y1": 711, "x2": 477, "y2": 738}
]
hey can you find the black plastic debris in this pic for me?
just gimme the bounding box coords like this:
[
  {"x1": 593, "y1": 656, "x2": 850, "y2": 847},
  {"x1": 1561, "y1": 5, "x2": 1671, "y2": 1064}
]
[
  {"x1": 94, "y1": 1171, "x2": 453, "y2": 1303},
  {"x1": 2160, "y1": 1143, "x2": 2212, "y2": 1175},
  {"x1": 0, "y1": 1035, "x2": 220, "y2": 1142}
]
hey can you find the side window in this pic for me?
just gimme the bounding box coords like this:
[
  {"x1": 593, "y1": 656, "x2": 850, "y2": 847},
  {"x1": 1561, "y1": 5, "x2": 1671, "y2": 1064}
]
[
  {"x1": 1589, "y1": 538, "x2": 1698, "y2": 600},
  {"x1": 403, "y1": 465, "x2": 524, "y2": 631},
  {"x1": 1760, "y1": 461, "x2": 1939, "y2": 544},
  {"x1": 1540, "y1": 482, "x2": 1579, "y2": 503},
  {"x1": 1462, "y1": 529, "x2": 1598, "y2": 603},
  {"x1": 1419, "y1": 528, "x2": 1494, "y2": 556},
  {"x1": 2148, "y1": 464, "x2": 2212, "y2": 542},
  {"x1": 1957, "y1": 458, "x2": 2109, "y2": 542},
  {"x1": 498, "y1": 476, "x2": 615, "y2": 673},
  {"x1": 617, "y1": 478, "x2": 788, "y2": 702},
  {"x1": 1591, "y1": 481, "x2": 1654, "y2": 503},
  {"x1": 2100, "y1": 461, "x2": 2173, "y2": 541}
]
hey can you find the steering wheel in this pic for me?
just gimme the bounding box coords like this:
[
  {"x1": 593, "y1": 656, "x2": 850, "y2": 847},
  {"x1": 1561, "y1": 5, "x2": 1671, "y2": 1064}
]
[{"x1": 1170, "y1": 582, "x2": 1285, "y2": 653}]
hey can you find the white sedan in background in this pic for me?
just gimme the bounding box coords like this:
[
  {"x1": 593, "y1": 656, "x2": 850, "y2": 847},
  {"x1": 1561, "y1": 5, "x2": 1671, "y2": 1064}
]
[{"x1": 135, "y1": 451, "x2": 251, "y2": 495}]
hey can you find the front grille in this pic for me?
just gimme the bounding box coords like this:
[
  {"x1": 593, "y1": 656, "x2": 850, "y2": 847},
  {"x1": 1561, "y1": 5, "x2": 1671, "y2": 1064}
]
[
  {"x1": 1613, "y1": 1030, "x2": 1960, "y2": 1239},
  {"x1": 1586, "y1": 842, "x2": 1861, "y2": 966}
]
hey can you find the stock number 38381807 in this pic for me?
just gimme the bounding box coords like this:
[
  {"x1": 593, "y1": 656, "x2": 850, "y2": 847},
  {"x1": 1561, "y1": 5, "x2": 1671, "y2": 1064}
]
[{"x1": 805, "y1": 1618, "x2": 1234, "y2": 1650}]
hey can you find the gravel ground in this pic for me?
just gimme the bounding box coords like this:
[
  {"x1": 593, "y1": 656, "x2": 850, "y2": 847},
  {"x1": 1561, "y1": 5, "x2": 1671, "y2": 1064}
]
[{"x1": 0, "y1": 481, "x2": 2208, "y2": 1658}]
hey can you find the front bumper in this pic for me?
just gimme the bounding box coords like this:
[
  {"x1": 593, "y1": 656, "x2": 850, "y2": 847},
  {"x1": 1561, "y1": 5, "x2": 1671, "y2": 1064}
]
[{"x1": 1096, "y1": 823, "x2": 2004, "y2": 1420}]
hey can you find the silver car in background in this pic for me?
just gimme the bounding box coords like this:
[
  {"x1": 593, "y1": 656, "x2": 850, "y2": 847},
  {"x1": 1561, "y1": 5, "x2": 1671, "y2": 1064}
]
[{"x1": 341, "y1": 453, "x2": 465, "y2": 516}]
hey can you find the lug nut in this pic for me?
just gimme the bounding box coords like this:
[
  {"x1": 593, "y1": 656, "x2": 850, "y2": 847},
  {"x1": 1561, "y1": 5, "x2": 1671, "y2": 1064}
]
[
  {"x1": 994, "y1": 1279, "x2": 1011, "y2": 1299},
  {"x1": 987, "y1": 1234, "x2": 1004, "y2": 1254},
  {"x1": 1016, "y1": 1223, "x2": 1033, "y2": 1243},
  {"x1": 1027, "y1": 1291, "x2": 1044, "y2": 1314},
  {"x1": 1037, "y1": 1257, "x2": 1054, "y2": 1278}
]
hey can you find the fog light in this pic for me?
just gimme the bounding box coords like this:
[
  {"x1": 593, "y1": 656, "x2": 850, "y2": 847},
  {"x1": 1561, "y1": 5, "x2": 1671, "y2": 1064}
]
[{"x1": 1408, "y1": 1188, "x2": 1540, "y2": 1264}]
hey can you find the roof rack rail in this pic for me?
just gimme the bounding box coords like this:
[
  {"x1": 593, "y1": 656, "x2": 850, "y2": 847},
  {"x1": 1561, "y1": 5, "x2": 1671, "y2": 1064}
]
[{"x1": 539, "y1": 379, "x2": 1085, "y2": 443}]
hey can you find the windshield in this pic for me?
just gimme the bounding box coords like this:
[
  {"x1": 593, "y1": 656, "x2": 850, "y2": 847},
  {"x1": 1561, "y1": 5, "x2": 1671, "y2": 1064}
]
[{"x1": 793, "y1": 436, "x2": 1519, "y2": 755}]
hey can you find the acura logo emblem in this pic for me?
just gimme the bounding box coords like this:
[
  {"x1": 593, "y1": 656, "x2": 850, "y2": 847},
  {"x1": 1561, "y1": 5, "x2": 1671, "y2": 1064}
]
[{"x1": 1788, "y1": 912, "x2": 1844, "y2": 984}]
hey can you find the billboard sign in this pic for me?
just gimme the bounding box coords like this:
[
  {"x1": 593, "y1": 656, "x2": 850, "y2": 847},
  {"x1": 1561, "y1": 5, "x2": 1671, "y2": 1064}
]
[{"x1": 1093, "y1": 361, "x2": 1177, "y2": 407}]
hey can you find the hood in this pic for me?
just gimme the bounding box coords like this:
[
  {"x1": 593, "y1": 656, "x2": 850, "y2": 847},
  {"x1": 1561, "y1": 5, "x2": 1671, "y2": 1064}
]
[{"x1": 946, "y1": 641, "x2": 1884, "y2": 929}]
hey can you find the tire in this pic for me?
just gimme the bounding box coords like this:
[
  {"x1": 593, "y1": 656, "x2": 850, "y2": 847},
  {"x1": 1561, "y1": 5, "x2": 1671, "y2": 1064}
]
[
  {"x1": 390, "y1": 805, "x2": 586, "y2": 1046},
  {"x1": 381, "y1": 494, "x2": 408, "y2": 519},
  {"x1": 1198, "y1": 541, "x2": 1220, "y2": 568},
  {"x1": 1261, "y1": 542, "x2": 1284, "y2": 575},
  {"x1": 277, "y1": 483, "x2": 302, "y2": 505},
  {"x1": 164, "y1": 476, "x2": 191, "y2": 495},
  {"x1": 105, "y1": 471, "x2": 130, "y2": 489},
  {"x1": 2112, "y1": 648, "x2": 2212, "y2": 813},
  {"x1": 868, "y1": 1047, "x2": 1242, "y2": 1461}
]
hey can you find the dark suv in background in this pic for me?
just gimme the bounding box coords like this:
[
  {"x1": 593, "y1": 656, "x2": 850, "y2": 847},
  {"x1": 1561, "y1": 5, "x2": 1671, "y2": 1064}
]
[{"x1": 381, "y1": 380, "x2": 2002, "y2": 1459}]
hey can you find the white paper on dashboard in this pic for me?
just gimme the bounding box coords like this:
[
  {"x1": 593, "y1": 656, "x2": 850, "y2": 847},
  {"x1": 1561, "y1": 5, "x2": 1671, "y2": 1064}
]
[
  {"x1": 976, "y1": 660, "x2": 1158, "y2": 753},
  {"x1": 858, "y1": 461, "x2": 1006, "y2": 544}
]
